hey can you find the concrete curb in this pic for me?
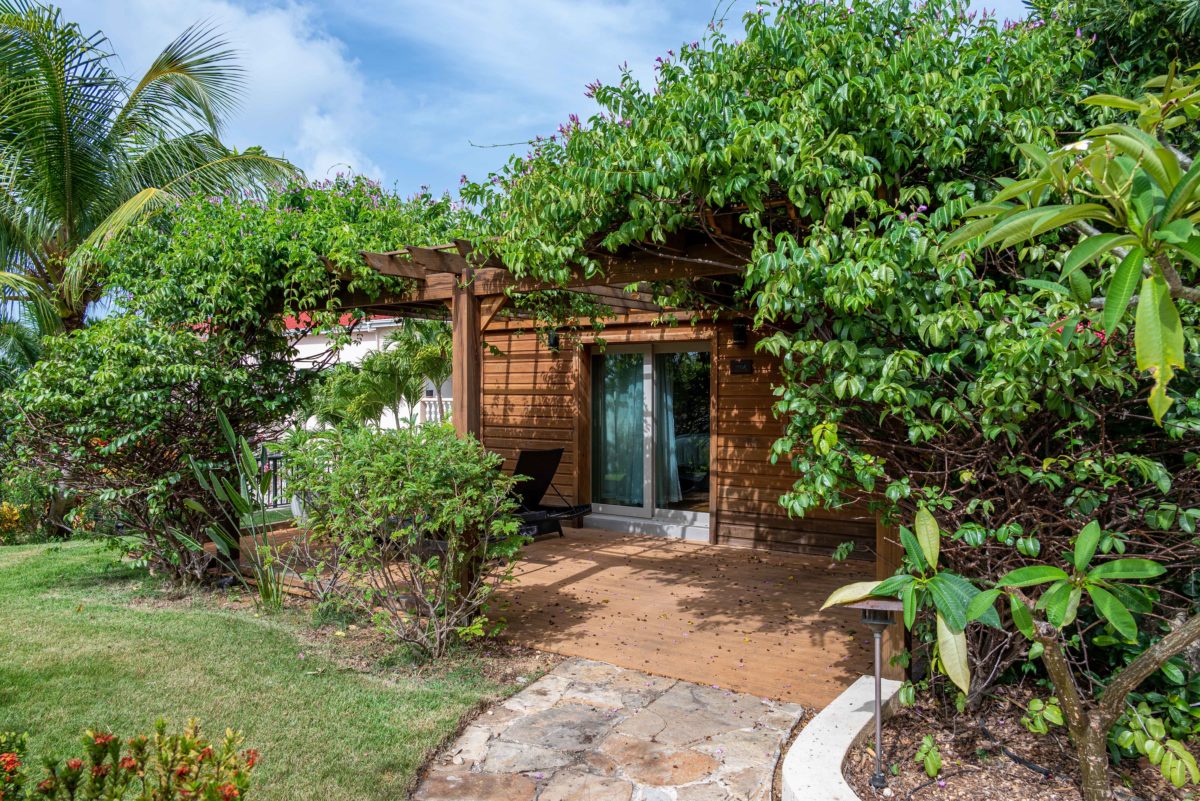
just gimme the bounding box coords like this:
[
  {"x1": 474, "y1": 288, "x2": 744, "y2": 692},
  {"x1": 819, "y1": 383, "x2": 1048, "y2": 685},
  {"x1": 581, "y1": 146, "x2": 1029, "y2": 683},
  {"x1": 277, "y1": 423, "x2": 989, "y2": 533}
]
[{"x1": 781, "y1": 675, "x2": 902, "y2": 801}]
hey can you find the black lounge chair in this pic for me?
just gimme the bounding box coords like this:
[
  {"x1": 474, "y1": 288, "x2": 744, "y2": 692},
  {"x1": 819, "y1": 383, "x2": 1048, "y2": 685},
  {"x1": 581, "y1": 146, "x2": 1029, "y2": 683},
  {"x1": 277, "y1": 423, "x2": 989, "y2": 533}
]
[{"x1": 511, "y1": 448, "x2": 591, "y2": 539}]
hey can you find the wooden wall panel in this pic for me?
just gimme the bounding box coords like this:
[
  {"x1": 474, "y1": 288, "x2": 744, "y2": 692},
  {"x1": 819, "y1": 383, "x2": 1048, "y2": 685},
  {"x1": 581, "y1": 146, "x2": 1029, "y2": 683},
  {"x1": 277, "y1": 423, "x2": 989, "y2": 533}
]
[
  {"x1": 710, "y1": 323, "x2": 875, "y2": 560},
  {"x1": 480, "y1": 315, "x2": 875, "y2": 560}
]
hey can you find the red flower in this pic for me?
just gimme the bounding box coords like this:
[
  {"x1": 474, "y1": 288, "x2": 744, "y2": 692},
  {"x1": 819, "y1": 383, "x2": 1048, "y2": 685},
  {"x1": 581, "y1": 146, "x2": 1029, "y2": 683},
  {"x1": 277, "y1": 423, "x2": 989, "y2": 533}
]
[
  {"x1": 65, "y1": 759, "x2": 83, "y2": 772},
  {"x1": 0, "y1": 753, "x2": 18, "y2": 773},
  {"x1": 35, "y1": 778, "x2": 55, "y2": 795},
  {"x1": 198, "y1": 746, "x2": 213, "y2": 763},
  {"x1": 175, "y1": 763, "x2": 191, "y2": 778},
  {"x1": 119, "y1": 757, "x2": 138, "y2": 772},
  {"x1": 92, "y1": 733, "x2": 115, "y2": 747},
  {"x1": 218, "y1": 783, "x2": 240, "y2": 801},
  {"x1": 243, "y1": 749, "x2": 259, "y2": 769},
  {"x1": 91, "y1": 764, "x2": 109, "y2": 779}
]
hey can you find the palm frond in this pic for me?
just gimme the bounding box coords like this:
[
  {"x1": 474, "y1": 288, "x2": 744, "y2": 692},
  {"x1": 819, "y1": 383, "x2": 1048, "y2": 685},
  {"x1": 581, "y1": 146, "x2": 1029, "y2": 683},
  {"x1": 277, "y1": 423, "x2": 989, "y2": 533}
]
[
  {"x1": 114, "y1": 21, "x2": 242, "y2": 139},
  {"x1": 0, "y1": 269, "x2": 59, "y2": 333},
  {"x1": 0, "y1": 1, "x2": 123, "y2": 243}
]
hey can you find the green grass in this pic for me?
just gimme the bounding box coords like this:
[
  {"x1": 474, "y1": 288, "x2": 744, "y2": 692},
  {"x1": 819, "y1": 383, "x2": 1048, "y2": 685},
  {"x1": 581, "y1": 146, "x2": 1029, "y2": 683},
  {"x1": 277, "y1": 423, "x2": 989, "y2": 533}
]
[{"x1": 0, "y1": 542, "x2": 509, "y2": 799}]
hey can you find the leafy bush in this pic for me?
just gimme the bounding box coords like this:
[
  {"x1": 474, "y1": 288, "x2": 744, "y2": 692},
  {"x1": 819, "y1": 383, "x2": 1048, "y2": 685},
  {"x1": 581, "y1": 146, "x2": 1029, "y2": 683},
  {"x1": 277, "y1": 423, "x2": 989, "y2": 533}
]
[
  {"x1": 283, "y1": 425, "x2": 524, "y2": 657},
  {"x1": 0, "y1": 316, "x2": 300, "y2": 581},
  {"x1": 0, "y1": 721, "x2": 257, "y2": 800}
]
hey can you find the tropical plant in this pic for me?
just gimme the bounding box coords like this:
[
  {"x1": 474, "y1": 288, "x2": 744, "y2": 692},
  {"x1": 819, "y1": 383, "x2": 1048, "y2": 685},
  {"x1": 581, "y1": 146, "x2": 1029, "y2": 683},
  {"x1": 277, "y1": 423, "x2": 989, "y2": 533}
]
[
  {"x1": 0, "y1": 315, "x2": 304, "y2": 581},
  {"x1": 0, "y1": 721, "x2": 258, "y2": 800},
  {"x1": 282, "y1": 425, "x2": 525, "y2": 658},
  {"x1": 913, "y1": 734, "x2": 942, "y2": 779},
  {"x1": 0, "y1": 2, "x2": 295, "y2": 331},
  {"x1": 0, "y1": 302, "x2": 49, "y2": 390},
  {"x1": 388, "y1": 320, "x2": 452, "y2": 421},
  {"x1": 960, "y1": 519, "x2": 1199, "y2": 799},
  {"x1": 189, "y1": 410, "x2": 296, "y2": 612},
  {"x1": 827, "y1": 512, "x2": 1200, "y2": 800},
  {"x1": 822, "y1": 509, "x2": 995, "y2": 695},
  {"x1": 951, "y1": 68, "x2": 1200, "y2": 422}
]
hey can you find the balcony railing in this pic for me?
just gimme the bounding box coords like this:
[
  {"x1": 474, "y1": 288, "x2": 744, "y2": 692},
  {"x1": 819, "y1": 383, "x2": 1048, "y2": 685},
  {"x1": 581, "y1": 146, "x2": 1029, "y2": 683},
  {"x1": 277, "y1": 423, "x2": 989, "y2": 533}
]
[{"x1": 418, "y1": 398, "x2": 452, "y2": 424}]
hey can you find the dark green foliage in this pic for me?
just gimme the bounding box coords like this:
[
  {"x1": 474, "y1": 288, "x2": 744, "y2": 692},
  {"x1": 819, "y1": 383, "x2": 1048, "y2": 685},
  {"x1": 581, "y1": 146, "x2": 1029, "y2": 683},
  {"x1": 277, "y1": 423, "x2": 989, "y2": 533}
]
[
  {"x1": 282, "y1": 425, "x2": 525, "y2": 657},
  {"x1": 1, "y1": 316, "x2": 301, "y2": 579}
]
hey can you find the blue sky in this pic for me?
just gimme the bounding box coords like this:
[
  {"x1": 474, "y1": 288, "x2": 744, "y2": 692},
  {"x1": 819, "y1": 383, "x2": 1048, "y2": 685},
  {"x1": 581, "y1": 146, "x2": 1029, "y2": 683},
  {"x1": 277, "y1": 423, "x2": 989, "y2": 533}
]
[{"x1": 60, "y1": 0, "x2": 1028, "y2": 197}]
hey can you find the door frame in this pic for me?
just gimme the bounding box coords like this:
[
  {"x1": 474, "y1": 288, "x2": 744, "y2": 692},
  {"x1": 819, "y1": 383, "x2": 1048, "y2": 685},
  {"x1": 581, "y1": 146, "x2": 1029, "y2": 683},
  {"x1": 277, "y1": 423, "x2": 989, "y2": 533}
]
[{"x1": 587, "y1": 340, "x2": 713, "y2": 531}]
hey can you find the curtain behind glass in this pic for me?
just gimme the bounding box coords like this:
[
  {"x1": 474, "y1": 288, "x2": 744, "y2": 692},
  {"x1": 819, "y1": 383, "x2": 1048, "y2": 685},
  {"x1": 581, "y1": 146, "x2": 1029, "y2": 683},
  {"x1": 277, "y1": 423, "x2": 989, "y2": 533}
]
[
  {"x1": 654, "y1": 353, "x2": 682, "y2": 505},
  {"x1": 591, "y1": 353, "x2": 644, "y2": 507}
]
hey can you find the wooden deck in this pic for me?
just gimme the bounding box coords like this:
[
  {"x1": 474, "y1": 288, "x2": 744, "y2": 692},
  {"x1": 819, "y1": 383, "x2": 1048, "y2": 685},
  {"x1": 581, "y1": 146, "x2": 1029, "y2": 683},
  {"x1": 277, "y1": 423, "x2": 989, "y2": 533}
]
[{"x1": 496, "y1": 527, "x2": 874, "y2": 709}]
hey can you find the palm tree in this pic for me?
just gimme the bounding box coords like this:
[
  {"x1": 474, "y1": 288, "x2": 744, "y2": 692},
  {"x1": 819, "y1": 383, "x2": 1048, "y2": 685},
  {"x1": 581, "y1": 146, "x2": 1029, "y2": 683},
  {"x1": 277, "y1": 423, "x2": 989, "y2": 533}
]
[
  {"x1": 0, "y1": 2, "x2": 296, "y2": 330},
  {"x1": 0, "y1": 300, "x2": 46, "y2": 390},
  {"x1": 386, "y1": 320, "x2": 452, "y2": 422}
]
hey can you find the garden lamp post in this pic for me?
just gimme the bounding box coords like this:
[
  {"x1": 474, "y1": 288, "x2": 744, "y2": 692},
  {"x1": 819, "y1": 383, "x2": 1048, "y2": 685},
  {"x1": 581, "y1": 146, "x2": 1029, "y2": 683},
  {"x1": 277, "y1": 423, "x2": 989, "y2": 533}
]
[{"x1": 846, "y1": 598, "x2": 903, "y2": 790}]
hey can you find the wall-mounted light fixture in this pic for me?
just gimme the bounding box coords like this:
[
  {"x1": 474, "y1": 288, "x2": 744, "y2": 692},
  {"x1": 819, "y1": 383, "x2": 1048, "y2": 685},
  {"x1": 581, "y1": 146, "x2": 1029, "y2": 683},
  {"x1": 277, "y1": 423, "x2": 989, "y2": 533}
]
[
  {"x1": 732, "y1": 318, "x2": 749, "y2": 348},
  {"x1": 547, "y1": 331, "x2": 560, "y2": 351}
]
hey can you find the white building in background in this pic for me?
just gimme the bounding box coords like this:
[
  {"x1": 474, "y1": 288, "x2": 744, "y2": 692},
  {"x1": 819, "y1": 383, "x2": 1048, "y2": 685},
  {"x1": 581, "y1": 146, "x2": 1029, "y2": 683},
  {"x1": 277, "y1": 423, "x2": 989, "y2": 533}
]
[{"x1": 290, "y1": 315, "x2": 452, "y2": 428}]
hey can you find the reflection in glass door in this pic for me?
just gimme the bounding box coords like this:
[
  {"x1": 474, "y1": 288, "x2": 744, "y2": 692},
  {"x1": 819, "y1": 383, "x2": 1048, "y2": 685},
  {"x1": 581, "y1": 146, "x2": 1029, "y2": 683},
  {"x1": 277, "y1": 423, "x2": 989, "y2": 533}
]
[
  {"x1": 591, "y1": 345, "x2": 710, "y2": 525},
  {"x1": 654, "y1": 351, "x2": 711, "y2": 513}
]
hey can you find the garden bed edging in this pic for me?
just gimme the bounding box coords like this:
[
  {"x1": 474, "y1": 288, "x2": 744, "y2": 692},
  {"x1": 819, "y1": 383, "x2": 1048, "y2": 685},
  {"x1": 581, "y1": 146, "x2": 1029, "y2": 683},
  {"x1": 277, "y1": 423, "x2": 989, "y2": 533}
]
[{"x1": 781, "y1": 675, "x2": 902, "y2": 801}]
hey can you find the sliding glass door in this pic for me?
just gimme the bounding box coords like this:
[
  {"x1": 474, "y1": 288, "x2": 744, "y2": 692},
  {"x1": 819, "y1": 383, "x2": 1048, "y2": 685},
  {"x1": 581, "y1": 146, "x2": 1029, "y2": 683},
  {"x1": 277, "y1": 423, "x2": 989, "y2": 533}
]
[{"x1": 591, "y1": 344, "x2": 710, "y2": 524}]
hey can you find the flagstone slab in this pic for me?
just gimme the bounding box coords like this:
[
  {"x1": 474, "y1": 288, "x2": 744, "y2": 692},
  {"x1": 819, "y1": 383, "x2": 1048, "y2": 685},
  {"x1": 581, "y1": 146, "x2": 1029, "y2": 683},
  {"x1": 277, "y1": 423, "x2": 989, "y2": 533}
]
[{"x1": 414, "y1": 657, "x2": 804, "y2": 801}]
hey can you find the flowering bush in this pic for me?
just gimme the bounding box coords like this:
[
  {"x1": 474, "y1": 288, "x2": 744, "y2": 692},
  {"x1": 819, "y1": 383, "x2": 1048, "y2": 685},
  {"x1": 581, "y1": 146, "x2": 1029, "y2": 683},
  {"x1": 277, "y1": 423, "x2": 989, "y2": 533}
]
[
  {"x1": 283, "y1": 425, "x2": 524, "y2": 658},
  {"x1": 0, "y1": 722, "x2": 256, "y2": 801}
]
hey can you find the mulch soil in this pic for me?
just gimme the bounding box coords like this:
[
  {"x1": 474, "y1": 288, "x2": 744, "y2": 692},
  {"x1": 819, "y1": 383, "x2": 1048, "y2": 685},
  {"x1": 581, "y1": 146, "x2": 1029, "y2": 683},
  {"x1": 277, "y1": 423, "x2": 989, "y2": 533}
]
[{"x1": 844, "y1": 689, "x2": 1191, "y2": 801}]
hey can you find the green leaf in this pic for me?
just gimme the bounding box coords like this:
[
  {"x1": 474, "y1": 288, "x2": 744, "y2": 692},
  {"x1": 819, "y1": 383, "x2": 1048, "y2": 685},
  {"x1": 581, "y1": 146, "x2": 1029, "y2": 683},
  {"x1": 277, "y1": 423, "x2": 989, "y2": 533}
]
[
  {"x1": 1153, "y1": 218, "x2": 1195, "y2": 245},
  {"x1": 998, "y1": 565, "x2": 1070, "y2": 588},
  {"x1": 821, "y1": 580, "x2": 883, "y2": 610},
  {"x1": 928, "y1": 572, "x2": 969, "y2": 632},
  {"x1": 1061, "y1": 233, "x2": 1138, "y2": 279},
  {"x1": 1074, "y1": 521, "x2": 1102, "y2": 572},
  {"x1": 1083, "y1": 93, "x2": 1144, "y2": 112},
  {"x1": 914, "y1": 508, "x2": 939, "y2": 570},
  {"x1": 966, "y1": 588, "x2": 1001, "y2": 622},
  {"x1": 1088, "y1": 559, "x2": 1167, "y2": 581},
  {"x1": 1019, "y1": 279, "x2": 1070, "y2": 296},
  {"x1": 1010, "y1": 593, "x2": 1036, "y2": 639},
  {"x1": 1027, "y1": 203, "x2": 1114, "y2": 240},
  {"x1": 1103, "y1": 246, "x2": 1144, "y2": 335},
  {"x1": 1135, "y1": 275, "x2": 1186, "y2": 423},
  {"x1": 1088, "y1": 584, "x2": 1139, "y2": 641},
  {"x1": 901, "y1": 582, "x2": 917, "y2": 629},
  {"x1": 900, "y1": 527, "x2": 930, "y2": 573},
  {"x1": 874, "y1": 573, "x2": 914, "y2": 597},
  {"x1": 937, "y1": 613, "x2": 971, "y2": 693},
  {"x1": 1162, "y1": 158, "x2": 1200, "y2": 224}
]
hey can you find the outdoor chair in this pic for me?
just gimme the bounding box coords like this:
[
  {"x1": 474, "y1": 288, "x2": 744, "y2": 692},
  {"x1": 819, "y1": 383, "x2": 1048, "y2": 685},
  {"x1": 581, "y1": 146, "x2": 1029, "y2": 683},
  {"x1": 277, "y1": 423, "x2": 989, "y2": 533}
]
[{"x1": 511, "y1": 448, "x2": 591, "y2": 539}]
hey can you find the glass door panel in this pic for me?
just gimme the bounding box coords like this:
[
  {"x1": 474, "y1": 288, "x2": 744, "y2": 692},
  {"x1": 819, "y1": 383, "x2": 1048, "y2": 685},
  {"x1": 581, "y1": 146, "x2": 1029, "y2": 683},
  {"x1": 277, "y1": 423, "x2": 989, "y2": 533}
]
[
  {"x1": 591, "y1": 352, "x2": 648, "y2": 511},
  {"x1": 654, "y1": 351, "x2": 711, "y2": 513}
]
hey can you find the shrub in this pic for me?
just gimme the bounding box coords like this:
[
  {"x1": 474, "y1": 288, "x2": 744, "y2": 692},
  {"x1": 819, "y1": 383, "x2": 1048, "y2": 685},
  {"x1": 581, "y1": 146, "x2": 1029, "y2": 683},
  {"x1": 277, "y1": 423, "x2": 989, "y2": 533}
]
[
  {"x1": 0, "y1": 316, "x2": 302, "y2": 581},
  {"x1": 0, "y1": 721, "x2": 257, "y2": 800},
  {"x1": 283, "y1": 425, "x2": 524, "y2": 657}
]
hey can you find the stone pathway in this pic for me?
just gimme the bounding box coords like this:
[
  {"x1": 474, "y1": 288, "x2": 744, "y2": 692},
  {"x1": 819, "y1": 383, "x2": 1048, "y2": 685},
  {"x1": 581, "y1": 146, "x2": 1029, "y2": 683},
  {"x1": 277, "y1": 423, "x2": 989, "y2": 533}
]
[{"x1": 414, "y1": 658, "x2": 804, "y2": 801}]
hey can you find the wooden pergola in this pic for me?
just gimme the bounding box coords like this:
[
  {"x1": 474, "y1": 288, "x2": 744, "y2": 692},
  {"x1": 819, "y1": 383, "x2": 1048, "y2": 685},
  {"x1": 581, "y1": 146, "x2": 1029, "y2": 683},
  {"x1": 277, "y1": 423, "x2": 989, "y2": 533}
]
[{"x1": 343, "y1": 239, "x2": 747, "y2": 438}]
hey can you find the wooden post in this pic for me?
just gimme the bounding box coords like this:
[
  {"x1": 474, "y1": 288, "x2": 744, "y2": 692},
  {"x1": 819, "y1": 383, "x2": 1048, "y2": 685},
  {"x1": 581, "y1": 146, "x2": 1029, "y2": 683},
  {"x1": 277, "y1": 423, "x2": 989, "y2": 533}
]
[
  {"x1": 876, "y1": 516, "x2": 906, "y2": 681},
  {"x1": 451, "y1": 272, "x2": 482, "y2": 438}
]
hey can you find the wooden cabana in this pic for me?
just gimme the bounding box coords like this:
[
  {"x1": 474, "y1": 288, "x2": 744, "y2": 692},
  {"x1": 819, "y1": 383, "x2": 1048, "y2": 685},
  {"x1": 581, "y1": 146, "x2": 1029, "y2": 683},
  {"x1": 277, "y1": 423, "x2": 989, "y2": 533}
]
[{"x1": 338, "y1": 237, "x2": 902, "y2": 675}]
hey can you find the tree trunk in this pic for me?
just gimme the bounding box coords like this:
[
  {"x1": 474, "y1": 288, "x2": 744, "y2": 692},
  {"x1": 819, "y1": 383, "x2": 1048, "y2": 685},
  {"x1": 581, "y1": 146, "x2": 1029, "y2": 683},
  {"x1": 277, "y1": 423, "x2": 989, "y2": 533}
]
[{"x1": 1078, "y1": 724, "x2": 1114, "y2": 801}]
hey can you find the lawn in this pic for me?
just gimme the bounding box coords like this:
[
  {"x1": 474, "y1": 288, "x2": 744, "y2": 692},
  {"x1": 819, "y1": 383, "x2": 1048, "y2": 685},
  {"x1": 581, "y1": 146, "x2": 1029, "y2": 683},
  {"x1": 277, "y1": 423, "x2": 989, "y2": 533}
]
[{"x1": 0, "y1": 541, "x2": 516, "y2": 800}]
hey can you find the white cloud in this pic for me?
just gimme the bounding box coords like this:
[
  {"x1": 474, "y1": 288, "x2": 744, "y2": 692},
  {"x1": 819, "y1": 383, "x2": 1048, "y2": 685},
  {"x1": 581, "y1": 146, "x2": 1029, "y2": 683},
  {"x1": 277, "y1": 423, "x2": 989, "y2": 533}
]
[{"x1": 57, "y1": 0, "x2": 383, "y2": 179}]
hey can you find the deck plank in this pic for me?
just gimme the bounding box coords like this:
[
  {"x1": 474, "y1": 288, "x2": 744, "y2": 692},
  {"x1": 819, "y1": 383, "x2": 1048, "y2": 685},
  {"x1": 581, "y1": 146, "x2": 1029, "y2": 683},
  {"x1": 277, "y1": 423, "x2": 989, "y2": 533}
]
[{"x1": 498, "y1": 527, "x2": 875, "y2": 708}]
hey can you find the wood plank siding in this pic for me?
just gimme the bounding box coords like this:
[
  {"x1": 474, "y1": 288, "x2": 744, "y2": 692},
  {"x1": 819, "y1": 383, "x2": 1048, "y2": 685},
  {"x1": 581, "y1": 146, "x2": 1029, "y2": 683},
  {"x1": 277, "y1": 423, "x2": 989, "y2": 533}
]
[{"x1": 481, "y1": 314, "x2": 876, "y2": 560}]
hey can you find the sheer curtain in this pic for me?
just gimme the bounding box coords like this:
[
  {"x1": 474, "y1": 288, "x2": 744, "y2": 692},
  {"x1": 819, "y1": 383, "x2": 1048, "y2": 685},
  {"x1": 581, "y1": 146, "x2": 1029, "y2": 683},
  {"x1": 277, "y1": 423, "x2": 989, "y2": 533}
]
[
  {"x1": 654, "y1": 353, "x2": 682, "y2": 506},
  {"x1": 592, "y1": 354, "x2": 645, "y2": 506}
]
